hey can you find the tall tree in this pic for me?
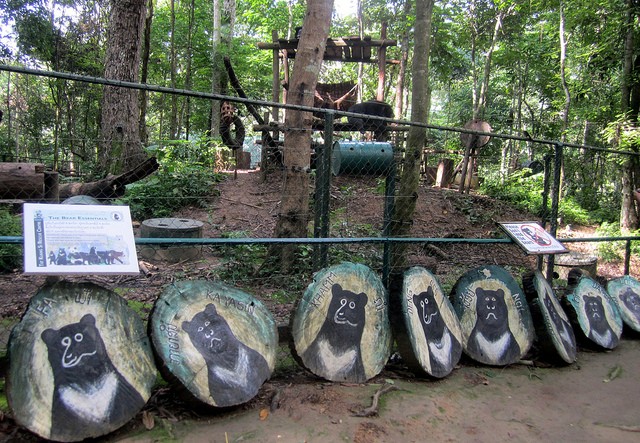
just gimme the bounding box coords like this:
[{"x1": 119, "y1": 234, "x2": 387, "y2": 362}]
[
  {"x1": 619, "y1": 0, "x2": 640, "y2": 231},
  {"x1": 389, "y1": 0, "x2": 435, "y2": 275},
  {"x1": 98, "y1": 0, "x2": 147, "y2": 175},
  {"x1": 271, "y1": 0, "x2": 334, "y2": 271}
]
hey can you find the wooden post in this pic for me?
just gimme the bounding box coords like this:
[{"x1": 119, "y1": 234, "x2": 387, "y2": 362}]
[
  {"x1": 435, "y1": 158, "x2": 454, "y2": 188},
  {"x1": 376, "y1": 22, "x2": 387, "y2": 102}
]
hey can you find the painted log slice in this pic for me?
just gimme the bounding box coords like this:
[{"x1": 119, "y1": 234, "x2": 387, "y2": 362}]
[
  {"x1": 7, "y1": 281, "x2": 156, "y2": 442},
  {"x1": 291, "y1": 262, "x2": 392, "y2": 383},
  {"x1": 522, "y1": 271, "x2": 577, "y2": 364},
  {"x1": 565, "y1": 273, "x2": 622, "y2": 349},
  {"x1": 607, "y1": 275, "x2": 640, "y2": 332},
  {"x1": 398, "y1": 267, "x2": 463, "y2": 378},
  {"x1": 149, "y1": 280, "x2": 277, "y2": 407},
  {"x1": 450, "y1": 265, "x2": 534, "y2": 366}
]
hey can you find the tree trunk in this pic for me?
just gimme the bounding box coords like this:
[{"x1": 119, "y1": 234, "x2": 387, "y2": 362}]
[
  {"x1": 138, "y1": 0, "x2": 153, "y2": 146},
  {"x1": 389, "y1": 0, "x2": 434, "y2": 275},
  {"x1": 99, "y1": 0, "x2": 147, "y2": 176},
  {"x1": 210, "y1": 0, "x2": 222, "y2": 138},
  {"x1": 271, "y1": 0, "x2": 334, "y2": 272}
]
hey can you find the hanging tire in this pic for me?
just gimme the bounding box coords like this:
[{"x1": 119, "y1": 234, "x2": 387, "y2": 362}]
[{"x1": 220, "y1": 115, "x2": 245, "y2": 150}]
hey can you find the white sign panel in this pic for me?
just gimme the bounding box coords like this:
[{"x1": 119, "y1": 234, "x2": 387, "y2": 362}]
[
  {"x1": 499, "y1": 221, "x2": 568, "y2": 255},
  {"x1": 23, "y1": 203, "x2": 139, "y2": 275}
]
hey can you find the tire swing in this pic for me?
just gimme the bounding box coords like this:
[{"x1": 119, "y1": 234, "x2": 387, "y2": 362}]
[{"x1": 220, "y1": 115, "x2": 245, "y2": 150}]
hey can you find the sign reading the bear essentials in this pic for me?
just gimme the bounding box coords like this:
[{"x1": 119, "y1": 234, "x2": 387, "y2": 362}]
[
  {"x1": 291, "y1": 262, "x2": 392, "y2": 383},
  {"x1": 398, "y1": 267, "x2": 463, "y2": 378},
  {"x1": 450, "y1": 265, "x2": 534, "y2": 366},
  {"x1": 6, "y1": 281, "x2": 156, "y2": 442},
  {"x1": 607, "y1": 275, "x2": 640, "y2": 332},
  {"x1": 23, "y1": 203, "x2": 139, "y2": 275},
  {"x1": 499, "y1": 221, "x2": 568, "y2": 255}
]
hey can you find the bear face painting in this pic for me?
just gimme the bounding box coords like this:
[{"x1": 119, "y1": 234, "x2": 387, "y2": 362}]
[
  {"x1": 466, "y1": 287, "x2": 521, "y2": 366},
  {"x1": 182, "y1": 303, "x2": 270, "y2": 406},
  {"x1": 412, "y1": 288, "x2": 462, "y2": 377},
  {"x1": 543, "y1": 290, "x2": 576, "y2": 355},
  {"x1": 41, "y1": 314, "x2": 145, "y2": 441},
  {"x1": 302, "y1": 283, "x2": 368, "y2": 382},
  {"x1": 620, "y1": 288, "x2": 640, "y2": 323},
  {"x1": 583, "y1": 295, "x2": 617, "y2": 348}
]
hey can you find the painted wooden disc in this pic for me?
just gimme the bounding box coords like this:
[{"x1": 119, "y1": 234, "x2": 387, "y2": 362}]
[
  {"x1": 607, "y1": 275, "x2": 640, "y2": 332},
  {"x1": 566, "y1": 274, "x2": 622, "y2": 349},
  {"x1": 291, "y1": 262, "x2": 391, "y2": 383},
  {"x1": 450, "y1": 265, "x2": 534, "y2": 366},
  {"x1": 7, "y1": 281, "x2": 156, "y2": 442},
  {"x1": 398, "y1": 267, "x2": 463, "y2": 378},
  {"x1": 149, "y1": 280, "x2": 277, "y2": 407},
  {"x1": 522, "y1": 271, "x2": 577, "y2": 364}
]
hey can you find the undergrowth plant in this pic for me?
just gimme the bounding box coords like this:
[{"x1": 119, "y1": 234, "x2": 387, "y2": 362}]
[
  {"x1": 0, "y1": 209, "x2": 22, "y2": 273},
  {"x1": 596, "y1": 222, "x2": 640, "y2": 262},
  {"x1": 117, "y1": 139, "x2": 227, "y2": 220}
]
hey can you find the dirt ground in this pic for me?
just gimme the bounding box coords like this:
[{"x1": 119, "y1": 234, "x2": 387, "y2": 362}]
[{"x1": 1, "y1": 168, "x2": 639, "y2": 442}]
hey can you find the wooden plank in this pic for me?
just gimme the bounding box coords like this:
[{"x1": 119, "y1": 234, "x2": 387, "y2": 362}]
[
  {"x1": 522, "y1": 271, "x2": 577, "y2": 364},
  {"x1": 394, "y1": 267, "x2": 463, "y2": 378},
  {"x1": 149, "y1": 280, "x2": 277, "y2": 407},
  {"x1": 565, "y1": 270, "x2": 622, "y2": 349},
  {"x1": 7, "y1": 281, "x2": 156, "y2": 442},
  {"x1": 607, "y1": 275, "x2": 640, "y2": 332},
  {"x1": 450, "y1": 265, "x2": 534, "y2": 366},
  {"x1": 291, "y1": 262, "x2": 391, "y2": 383}
]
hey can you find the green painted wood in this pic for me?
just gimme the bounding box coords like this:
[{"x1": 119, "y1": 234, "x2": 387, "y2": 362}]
[
  {"x1": 396, "y1": 267, "x2": 463, "y2": 378},
  {"x1": 607, "y1": 275, "x2": 640, "y2": 332},
  {"x1": 7, "y1": 281, "x2": 156, "y2": 442},
  {"x1": 450, "y1": 265, "x2": 534, "y2": 366},
  {"x1": 566, "y1": 273, "x2": 622, "y2": 349},
  {"x1": 149, "y1": 280, "x2": 277, "y2": 407},
  {"x1": 522, "y1": 271, "x2": 577, "y2": 364},
  {"x1": 291, "y1": 262, "x2": 391, "y2": 383}
]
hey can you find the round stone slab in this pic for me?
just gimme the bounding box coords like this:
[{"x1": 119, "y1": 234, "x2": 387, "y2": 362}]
[
  {"x1": 7, "y1": 281, "x2": 156, "y2": 442},
  {"x1": 149, "y1": 280, "x2": 278, "y2": 407},
  {"x1": 566, "y1": 274, "x2": 622, "y2": 349},
  {"x1": 291, "y1": 262, "x2": 392, "y2": 383},
  {"x1": 450, "y1": 265, "x2": 534, "y2": 366},
  {"x1": 399, "y1": 267, "x2": 463, "y2": 378},
  {"x1": 522, "y1": 271, "x2": 577, "y2": 364},
  {"x1": 607, "y1": 275, "x2": 640, "y2": 332}
]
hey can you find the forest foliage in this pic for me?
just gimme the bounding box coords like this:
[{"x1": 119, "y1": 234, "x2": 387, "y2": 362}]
[{"x1": 0, "y1": 0, "x2": 639, "y2": 233}]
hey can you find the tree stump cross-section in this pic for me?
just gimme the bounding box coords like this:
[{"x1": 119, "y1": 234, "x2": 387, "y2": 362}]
[
  {"x1": 149, "y1": 280, "x2": 278, "y2": 407},
  {"x1": 7, "y1": 281, "x2": 156, "y2": 442},
  {"x1": 450, "y1": 265, "x2": 534, "y2": 366},
  {"x1": 565, "y1": 272, "x2": 622, "y2": 350},
  {"x1": 395, "y1": 266, "x2": 463, "y2": 378},
  {"x1": 522, "y1": 270, "x2": 577, "y2": 364},
  {"x1": 607, "y1": 275, "x2": 640, "y2": 333},
  {"x1": 291, "y1": 262, "x2": 392, "y2": 383}
]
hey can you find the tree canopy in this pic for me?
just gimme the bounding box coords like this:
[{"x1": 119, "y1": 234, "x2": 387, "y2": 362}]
[{"x1": 0, "y1": 0, "x2": 639, "y2": 230}]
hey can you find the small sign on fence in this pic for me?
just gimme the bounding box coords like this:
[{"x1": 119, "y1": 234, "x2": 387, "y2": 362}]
[
  {"x1": 23, "y1": 203, "x2": 139, "y2": 275},
  {"x1": 499, "y1": 221, "x2": 568, "y2": 255}
]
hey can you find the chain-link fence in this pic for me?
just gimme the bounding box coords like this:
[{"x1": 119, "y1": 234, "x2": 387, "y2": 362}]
[{"x1": 1, "y1": 65, "x2": 640, "y2": 381}]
